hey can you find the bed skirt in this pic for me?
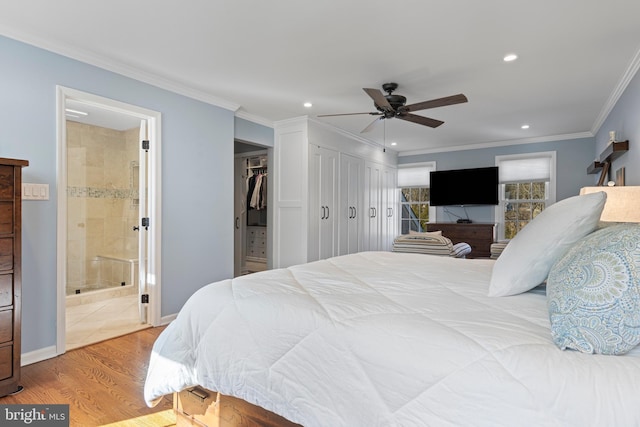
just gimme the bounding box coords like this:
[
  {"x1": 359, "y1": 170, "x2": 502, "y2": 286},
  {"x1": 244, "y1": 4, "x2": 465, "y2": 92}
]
[{"x1": 174, "y1": 387, "x2": 302, "y2": 427}]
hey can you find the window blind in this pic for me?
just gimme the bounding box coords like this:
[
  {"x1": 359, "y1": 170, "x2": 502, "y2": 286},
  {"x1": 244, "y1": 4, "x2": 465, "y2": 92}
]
[
  {"x1": 498, "y1": 156, "x2": 551, "y2": 182},
  {"x1": 398, "y1": 164, "x2": 435, "y2": 187}
]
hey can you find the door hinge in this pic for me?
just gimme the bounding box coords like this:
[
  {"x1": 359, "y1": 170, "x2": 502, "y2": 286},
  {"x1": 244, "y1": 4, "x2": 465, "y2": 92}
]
[
  {"x1": 142, "y1": 140, "x2": 150, "y2": 152},
  {"x1": 141, "y1": 294, "x2": 149, "y2": 304},
  {"x1": 141, "y1": 217, "x2": 150, "y2": 230}
]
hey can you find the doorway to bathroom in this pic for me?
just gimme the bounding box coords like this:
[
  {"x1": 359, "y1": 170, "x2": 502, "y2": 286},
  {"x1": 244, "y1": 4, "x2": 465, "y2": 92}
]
[{"x1": 56, "y1": 87, "x2": 162, "y2": 353}]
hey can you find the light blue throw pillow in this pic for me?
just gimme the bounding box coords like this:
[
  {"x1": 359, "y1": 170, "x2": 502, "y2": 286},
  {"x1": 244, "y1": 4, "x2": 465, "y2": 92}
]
[{"x1": 547, "y1": 224, "x2": 640, "y2": 355}]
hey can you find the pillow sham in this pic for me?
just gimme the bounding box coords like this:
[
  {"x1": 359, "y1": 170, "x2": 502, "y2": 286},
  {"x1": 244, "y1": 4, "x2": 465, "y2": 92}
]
[
  {"x1": 547, "y1": 224, "x2": 640, "y2": 355},
  {"x1": 488, "y1": 191, "x2": 606, "y2": 297}
]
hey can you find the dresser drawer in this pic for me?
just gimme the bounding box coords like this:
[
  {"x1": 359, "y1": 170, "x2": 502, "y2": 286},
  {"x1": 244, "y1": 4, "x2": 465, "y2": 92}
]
[
  {"x1": 0, "y1": 238, "x2": 12, "y2": 271},
  {"x1": 0, "y1": 166, "x2": 14, "y2": 199},
  {"x1": 426, "y1": 223, "x2": 495, "y2": 258},
  {"x1": 0, "y1": 275, "x2": 12, "y2": 307},
  {"x1": 0, "y1": 310, "x2": 13, "y2": 343},
  {"x1": 247, "y1": 237, "x2": 266, "y2": 248},
  {"x1": 247, "y1": 247, "x2": 266, "y2": 258},
  {"x1": 0, "y1": 202, "x2": 12, "y2": 235},
  {"x1": 247, "y1": 228, "x2": 266, "y2": 239},
  {"x1": 0, "y1": 345, "x2": 13, "y2": 380}
]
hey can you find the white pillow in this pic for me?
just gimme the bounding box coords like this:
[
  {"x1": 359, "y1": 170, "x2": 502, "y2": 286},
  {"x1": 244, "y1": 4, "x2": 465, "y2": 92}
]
[{"x1": 488, "y1": 191, "x2": 606, "y2": 297}]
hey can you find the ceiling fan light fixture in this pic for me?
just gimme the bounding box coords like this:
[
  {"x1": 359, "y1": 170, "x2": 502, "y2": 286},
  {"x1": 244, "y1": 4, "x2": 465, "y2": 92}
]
[
  {"x1": 319, "y1": 83, "x2": 468, "y2": 133},
  {"x1": 503, "y1": 53, "x2": 518, "y2": 62}
]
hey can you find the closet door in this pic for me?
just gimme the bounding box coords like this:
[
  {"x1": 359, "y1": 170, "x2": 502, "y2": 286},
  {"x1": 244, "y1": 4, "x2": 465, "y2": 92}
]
[
  {"x1": 381, "y1": 166, "x2": 398, "y2": 251},
  {"x1": 363, "y1": 161, "x2": 381, "y2": 251},
  {"x1": 309, "y1": 146, "x2": 339, "y2": 261},
  {"x1": 339, "y1": 153, "x2": 363, "y2": 255}
]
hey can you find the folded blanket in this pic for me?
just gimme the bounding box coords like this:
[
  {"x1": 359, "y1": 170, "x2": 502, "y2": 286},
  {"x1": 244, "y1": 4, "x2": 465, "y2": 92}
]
[
  {"x1": 393, "y1": 234, "x2": 452, "y2": 245},
  {"x1": 393, "y1": 234, "x2": 472, "y2": 258},
  {"x1": 392, "y1": 233, "x2": 455, "y2": 256}
]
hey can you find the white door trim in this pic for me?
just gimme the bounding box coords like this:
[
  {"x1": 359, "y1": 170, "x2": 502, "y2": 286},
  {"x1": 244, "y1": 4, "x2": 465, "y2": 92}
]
[{"x1": 55, "y1": 86, "x2": 162, "y2": 355}]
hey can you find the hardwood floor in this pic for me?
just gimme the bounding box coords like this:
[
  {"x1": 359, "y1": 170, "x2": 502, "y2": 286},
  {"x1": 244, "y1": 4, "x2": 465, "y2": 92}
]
[{"x1": 1, "y1": 326, "x2": 176, "y2": 426}]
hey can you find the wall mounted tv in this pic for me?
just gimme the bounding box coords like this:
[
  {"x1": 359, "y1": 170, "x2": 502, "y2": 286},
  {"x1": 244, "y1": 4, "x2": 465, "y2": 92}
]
[{"x1": 429, "y1": 166, "x2": 499, "y2": 206}]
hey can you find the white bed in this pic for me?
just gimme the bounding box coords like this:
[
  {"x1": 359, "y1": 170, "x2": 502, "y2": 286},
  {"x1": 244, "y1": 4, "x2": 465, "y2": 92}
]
[{"x1": 144, "y1": 250, "x2": 640, "y2": 426}]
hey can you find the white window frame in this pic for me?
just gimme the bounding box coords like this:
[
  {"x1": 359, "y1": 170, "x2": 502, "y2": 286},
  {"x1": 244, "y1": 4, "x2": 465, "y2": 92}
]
[
  {"x1": 398, "y1": 161, "x2": 436, "y2": 233},
  {"x1": 494, "y1": 152, "x2": 556, "y2": 241}
]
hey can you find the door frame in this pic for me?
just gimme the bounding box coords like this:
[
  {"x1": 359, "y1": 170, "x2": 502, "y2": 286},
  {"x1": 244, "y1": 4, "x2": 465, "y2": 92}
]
[{"x1": 55, "y1": 86, "x2": 162, "y2": 355}]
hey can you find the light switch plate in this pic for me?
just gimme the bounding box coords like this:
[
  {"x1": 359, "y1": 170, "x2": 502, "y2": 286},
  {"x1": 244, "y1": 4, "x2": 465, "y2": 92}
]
[{"x1": 22, "y1": 183, "x2": 49, "y2": 200}]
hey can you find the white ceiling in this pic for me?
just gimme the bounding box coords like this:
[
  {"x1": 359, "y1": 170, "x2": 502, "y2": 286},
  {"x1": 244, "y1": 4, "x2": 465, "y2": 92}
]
[{"x1": 2, "y1": 1, "x2": 640, "y2": 154}]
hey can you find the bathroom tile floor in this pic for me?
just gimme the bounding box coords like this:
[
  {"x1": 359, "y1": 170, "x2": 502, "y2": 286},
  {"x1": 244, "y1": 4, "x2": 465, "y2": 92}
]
[{"x1": 66, "y1": 294, "x2": 150, "y2": 350}]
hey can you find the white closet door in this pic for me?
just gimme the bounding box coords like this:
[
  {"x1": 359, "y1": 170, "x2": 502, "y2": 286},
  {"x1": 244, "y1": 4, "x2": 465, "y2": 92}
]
[
  {"x1": 363, "y1": 161, "x2": 381, "y2": 251},
  {"x1": 309, "y1": 146, "x2": 339, "y2": 261},
  {"x1": 381, "y1": 166, "x2": 398, "y2": 251},
  {"x1": 339, "y1": 153, "x2": 363, "y2": 255}
]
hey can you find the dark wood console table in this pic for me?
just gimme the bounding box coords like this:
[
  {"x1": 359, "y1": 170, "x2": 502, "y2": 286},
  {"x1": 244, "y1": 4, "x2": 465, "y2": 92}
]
[{"x1": 426, "y1": 222, "x2": 495, "y2": 258}]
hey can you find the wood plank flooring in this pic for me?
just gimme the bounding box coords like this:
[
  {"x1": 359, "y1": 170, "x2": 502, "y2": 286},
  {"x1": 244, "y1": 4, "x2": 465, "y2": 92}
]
[{"x1": 0, "y1": 326, "x2": 176, "y2": 426}]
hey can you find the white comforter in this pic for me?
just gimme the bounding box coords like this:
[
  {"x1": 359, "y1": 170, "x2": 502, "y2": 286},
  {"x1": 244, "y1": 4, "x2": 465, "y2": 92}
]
[{"x1": 144, "y1": 252, "x2": 640, "y2": 427}]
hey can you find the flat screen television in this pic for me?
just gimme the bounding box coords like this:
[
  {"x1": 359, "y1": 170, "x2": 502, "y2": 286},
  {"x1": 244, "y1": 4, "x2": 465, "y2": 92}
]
[{"x1": 429, "y1": 166, "x2": 499, "y2": 206}]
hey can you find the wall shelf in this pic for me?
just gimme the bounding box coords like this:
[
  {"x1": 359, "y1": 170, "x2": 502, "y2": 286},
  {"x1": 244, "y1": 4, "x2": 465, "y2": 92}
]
[{"x1": 587, "y1": 140, "x2": 629, "y2": 174}]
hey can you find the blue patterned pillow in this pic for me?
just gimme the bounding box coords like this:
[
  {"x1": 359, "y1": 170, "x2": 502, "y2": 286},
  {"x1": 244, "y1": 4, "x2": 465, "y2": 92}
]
[{"x1": 547, "y1": 224, "x2": 640, "y2": 355}]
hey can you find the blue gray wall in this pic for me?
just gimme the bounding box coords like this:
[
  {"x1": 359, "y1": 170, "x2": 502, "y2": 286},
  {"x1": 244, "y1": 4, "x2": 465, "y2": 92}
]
[
  {"x1": 398, "y1": 137, "x2": 596, "y2": 223},
  {"x1": 235, "y1": 117, "x2": 274, "y2": 148},
  {"x1": 595, "y1": 68, "x2": 640, "y2": 186},
  {"x1": 0, "y1": 35, "x2": 240, "y2": 354}
]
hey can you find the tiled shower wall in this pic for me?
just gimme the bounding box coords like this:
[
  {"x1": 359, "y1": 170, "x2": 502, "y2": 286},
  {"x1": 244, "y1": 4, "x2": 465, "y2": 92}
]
[{"x1": 66, "y1": 121, "x2": 139, "y2": 294}]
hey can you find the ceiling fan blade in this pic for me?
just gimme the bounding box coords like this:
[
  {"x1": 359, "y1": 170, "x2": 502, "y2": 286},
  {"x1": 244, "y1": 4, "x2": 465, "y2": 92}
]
[
  {"x1": 363, "y1": 88, "x2": 393, "y2": 112},
  {"x1": 403, "y1": 94, "x2": 468, "y2": 113},
  {"x1": 317, "y1": 112, "x2": 380, "y2": 117},
  {"x1": 361, "y1": 116, "x2": 383, "y2": 133},
  {"x1": 397, "y1": 113, "x2": 444, "y2": 128}
]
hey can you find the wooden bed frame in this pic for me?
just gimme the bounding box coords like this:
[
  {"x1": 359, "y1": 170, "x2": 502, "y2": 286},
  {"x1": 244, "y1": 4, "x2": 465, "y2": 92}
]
[{"x1": 174, "y1": 387, "x2": 302, "y2": 427}]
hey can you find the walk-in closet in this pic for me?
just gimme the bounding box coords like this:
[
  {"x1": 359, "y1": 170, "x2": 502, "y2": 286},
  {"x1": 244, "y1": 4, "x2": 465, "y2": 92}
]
[{"x1": 234, "y1": 141, "x2": 269, "y2": 276}]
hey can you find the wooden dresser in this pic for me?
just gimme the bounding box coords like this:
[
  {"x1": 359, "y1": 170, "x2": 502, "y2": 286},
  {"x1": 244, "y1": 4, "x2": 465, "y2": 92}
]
[
  {"x1": 426, "y1": 222, "x2": 495, "y2": 258},
  {"x1": 0, "y1": 158, "x2": 28, "y2": 396}
]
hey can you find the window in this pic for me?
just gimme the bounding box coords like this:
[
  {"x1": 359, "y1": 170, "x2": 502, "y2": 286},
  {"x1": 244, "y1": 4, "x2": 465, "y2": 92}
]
[
  {"x1": 398, "y1": 162, "x2": 436, "y2": 234},
  {"x1": 495, "y1": 152, "x2": 556, "y2": 240},
  {"x1": 503, "y1": 182, "x2": 547, "y2": 238}
]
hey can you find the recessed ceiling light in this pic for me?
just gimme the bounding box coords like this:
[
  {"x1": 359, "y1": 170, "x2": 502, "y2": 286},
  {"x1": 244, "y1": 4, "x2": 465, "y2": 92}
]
[
  {"x1": 390, "y1": 142, "x2": 397, "y2": 146},
  {"x1": 503, "y1": 53, "x2": 518, "y2": 62},
  {"x1": 521, "y1": 124, "x2": 530, "y2": 129},
  {"x1": 303, "y1": 102, "x2": 312, "y2": 108}
]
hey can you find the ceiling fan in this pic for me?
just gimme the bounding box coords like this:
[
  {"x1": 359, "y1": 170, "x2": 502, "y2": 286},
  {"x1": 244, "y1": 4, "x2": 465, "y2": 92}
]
[{"x1": 318, "y1": 83, "x2": 468, "y2": 133}]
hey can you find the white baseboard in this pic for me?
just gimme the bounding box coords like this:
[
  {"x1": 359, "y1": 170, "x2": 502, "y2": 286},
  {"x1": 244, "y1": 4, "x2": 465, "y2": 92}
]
[
  {"x1": 160, "y1": 313, "x2": 177, "y2": 325},
  {"x1": 22, "y1": 346, "x2": 58, "y2": 366},
  {"x1": 21, "y1": 317, "x2": 177, "y2": 367}
]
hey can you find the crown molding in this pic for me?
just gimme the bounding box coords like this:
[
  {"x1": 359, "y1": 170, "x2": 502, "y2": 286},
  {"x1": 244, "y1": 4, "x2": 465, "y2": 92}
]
[
  {"x1": 590, "y1": 46, "x2": 640, "y2": 135},
  {"x1": 235, "y1": 110, "x2": 274, "y2": 128},
  {"x1": 0, "y1": 27, "x2": 241, "y2": 112},
  {"x1": 398, "y1": 132, "x2": 593, "y2": 157}
]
